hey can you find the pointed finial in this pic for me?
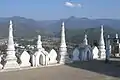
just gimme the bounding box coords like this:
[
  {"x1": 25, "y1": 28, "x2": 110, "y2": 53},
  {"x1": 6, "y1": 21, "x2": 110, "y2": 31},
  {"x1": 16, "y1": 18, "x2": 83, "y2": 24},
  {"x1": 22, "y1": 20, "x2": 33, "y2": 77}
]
[
  {"x1": 61, "y1": 22, "x2": 65, "y2": 32},
  {"x1": 10, "y1": 20, "x2": 13, "y2": 25},
  {"x1": 38, "y1": 35, "x2": 41, "y2": 40},
  {"x1": 37, "y1": 35, "x2": 42, "y2": 50},
  {"x1": 100, "y1": 25, "x2": 104, "y2": 30},
  {"x1": 83, "y1": 34, "x2": 88, "y2": 45},
  {"x1": 115, "y1": 33, "x2": 118, "y2": 39},
  {"x1": 62, "y1": 22, "x2": 64, "y2": 26},
  {"x1": 107, "y1": 35, "x2": 110, "y2": 38},
  {"x1": 85, "y1": 34, "x2": 87, "y2": 39}
]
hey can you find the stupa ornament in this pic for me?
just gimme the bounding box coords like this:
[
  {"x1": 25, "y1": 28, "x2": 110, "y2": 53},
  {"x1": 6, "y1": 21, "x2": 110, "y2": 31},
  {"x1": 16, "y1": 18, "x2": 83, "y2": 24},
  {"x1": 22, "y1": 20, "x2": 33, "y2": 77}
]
[
  {"x1": 37, "y1": 35, "x2": 42, "y2": 50},
  {"x1": 83, "y1": 34, "x2": 88, "y2": 46},
  {"x1": 10, "y1": 20, "x2": 12, "y2": 25},
  {"x1": 116, "y1": 34, "x2": 118, "y2": 39}
]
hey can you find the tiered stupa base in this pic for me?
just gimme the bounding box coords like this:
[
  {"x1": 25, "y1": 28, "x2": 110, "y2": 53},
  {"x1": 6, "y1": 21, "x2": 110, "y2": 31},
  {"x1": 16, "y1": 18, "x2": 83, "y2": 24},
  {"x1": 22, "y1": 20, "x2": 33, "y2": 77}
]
[{"x1": 3, "y1": 61, "x2": 20, "y2": 69}]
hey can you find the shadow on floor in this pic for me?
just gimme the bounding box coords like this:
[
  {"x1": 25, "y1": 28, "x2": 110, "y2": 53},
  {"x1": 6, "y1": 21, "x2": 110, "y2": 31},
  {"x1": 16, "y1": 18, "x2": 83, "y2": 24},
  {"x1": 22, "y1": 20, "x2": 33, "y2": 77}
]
[{"x1": 66, "y1": 58, "x2": 120, "y2": 78}]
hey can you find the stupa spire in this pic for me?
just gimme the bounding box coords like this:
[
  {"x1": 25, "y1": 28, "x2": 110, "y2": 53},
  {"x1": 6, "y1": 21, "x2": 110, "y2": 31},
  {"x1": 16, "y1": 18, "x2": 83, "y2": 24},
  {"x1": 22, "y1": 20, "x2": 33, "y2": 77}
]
[
  {"x1": 3, "y1": 20, "x2": 19, "y2": 69},
  {"x1": 98, "y1": 25, "x2": 106, "y2": 59},
  {"x1": 59, "y1": 22, "x2": 70, "y2": 64},
  {"x1": 7, "y1": 20, "x2": 14, "y2": 50},
  {"x1": 60, "y1": 22, "x2": 66, "y2": 47},
  {"x1": 99, "y1": 25, "x2": 105, "y2": 46}
]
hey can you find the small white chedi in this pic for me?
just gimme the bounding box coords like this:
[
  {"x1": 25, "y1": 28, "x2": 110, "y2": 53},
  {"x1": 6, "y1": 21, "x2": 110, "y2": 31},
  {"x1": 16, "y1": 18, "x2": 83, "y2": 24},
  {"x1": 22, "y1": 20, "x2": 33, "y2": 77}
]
[
  {"x1": 92, "y1": 46, "x2": 99, "y2": 59},
  {"x1": 80, "y1": 34, "x2": 93, "y2": 61},
  {"x1": 33, "y1": 35, "x2": 49, "y2": 67},
  {"x1": 59, "y1": 22, "x2": 70, "y2": 64},
  {"x1": 48, "y1": 49, "x2": 58, "y2": 64},
  {"x1": 72, "y1": 48, "x2": 80, "y2": 61},
  {"x1": 20, "y1": 50, "x2": 31, "y2": 67},
  {"x1": 3, "y1": 20, "x2": 20, "y2": 69},
  {"x1": 98, "y1": 25, "x2": 106, "y2": 59}
]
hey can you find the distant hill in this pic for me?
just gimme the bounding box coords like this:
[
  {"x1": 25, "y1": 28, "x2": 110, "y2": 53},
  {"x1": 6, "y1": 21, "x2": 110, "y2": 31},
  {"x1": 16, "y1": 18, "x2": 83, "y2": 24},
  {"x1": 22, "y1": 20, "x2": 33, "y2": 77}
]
[
  {"x1": 64, "y1": 26, "x2": 120, "y2": 45},
  {"x1": 0, "y1": 16, "x2": 120, "y2": 40},
  {"x1": 44, "y1": 16, "x2": 120, "y2": 32},
  {"x1": 0, "y1": 16, "x2": 53, "y2": 38}
]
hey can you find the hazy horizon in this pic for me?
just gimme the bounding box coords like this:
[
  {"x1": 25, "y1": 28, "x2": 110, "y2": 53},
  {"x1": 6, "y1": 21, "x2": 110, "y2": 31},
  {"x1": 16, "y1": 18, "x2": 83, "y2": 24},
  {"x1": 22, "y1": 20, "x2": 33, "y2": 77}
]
[{"x1": 1, "y1": 16, "x2": 120, "y2": 21}]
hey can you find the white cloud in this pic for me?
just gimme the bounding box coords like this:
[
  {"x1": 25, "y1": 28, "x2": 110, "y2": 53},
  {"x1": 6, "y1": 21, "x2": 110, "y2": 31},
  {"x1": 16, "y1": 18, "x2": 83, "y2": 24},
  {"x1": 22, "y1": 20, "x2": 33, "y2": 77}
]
[
  {"x1": 64, "y1": 2, "x2": 82, "y2": 8},
  {"x1": 65, "y1": 2, "x2": 75, "y2": 7}
]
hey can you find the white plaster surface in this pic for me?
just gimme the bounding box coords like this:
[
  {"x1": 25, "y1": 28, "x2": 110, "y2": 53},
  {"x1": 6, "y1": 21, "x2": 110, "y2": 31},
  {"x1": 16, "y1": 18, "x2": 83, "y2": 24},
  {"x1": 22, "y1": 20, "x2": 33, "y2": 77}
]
[
  {"x1": 49, "y1": 49, "x2": 58, "y2": 64},
  {"x1": 20, "y1": 51, "x2": 31, "y2": 67}
]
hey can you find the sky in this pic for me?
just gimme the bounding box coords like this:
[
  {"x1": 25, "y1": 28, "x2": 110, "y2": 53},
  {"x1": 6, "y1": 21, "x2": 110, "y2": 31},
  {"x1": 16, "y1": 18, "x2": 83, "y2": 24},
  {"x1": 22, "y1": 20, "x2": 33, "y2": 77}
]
[{"x1": 0, "y1": 0, "x2": 120, "y2": 20}]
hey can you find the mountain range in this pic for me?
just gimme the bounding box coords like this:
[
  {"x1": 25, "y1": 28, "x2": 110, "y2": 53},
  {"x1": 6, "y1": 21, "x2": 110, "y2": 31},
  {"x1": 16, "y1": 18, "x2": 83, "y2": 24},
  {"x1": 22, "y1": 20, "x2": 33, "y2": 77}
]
[
  {"x1": 0, "y1": 16, "x2": 120, "y2": 41},
  {"x1": 0, "y1": 16, "x2": 52, "y2": 38},
  {"x1": 42, "y1": 16, "x2": 120, "y2": 32}
]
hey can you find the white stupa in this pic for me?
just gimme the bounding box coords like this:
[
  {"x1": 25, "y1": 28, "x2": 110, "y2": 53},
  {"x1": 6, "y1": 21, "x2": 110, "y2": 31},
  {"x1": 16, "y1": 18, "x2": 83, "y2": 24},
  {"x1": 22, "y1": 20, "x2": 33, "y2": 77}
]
[
  {"x1": 32, "y1": 35, "x2": 43, "y2": 67},
  {"x1": 33, "y1": 35, "x2": 49, "y2": 67},
  {"x1": 59, "y1": 22, "x2": 70, "y2": 64},
  {"x1": 98, "y1": 25, "x2": 106, "y2": 59},
  {"x1": 3, "y1": 20, "x2": 19, "y2": 69}
]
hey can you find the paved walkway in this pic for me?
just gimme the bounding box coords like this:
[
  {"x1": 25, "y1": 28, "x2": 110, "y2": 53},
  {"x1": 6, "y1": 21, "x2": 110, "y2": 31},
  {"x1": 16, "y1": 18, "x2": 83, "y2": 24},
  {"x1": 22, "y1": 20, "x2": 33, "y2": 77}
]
[{"x1": 0, "y1": 59, "x2": 120, "y2": 80}]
